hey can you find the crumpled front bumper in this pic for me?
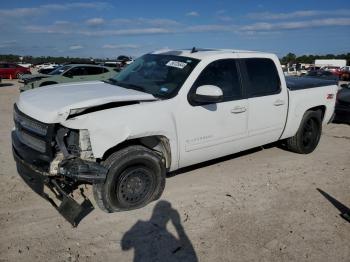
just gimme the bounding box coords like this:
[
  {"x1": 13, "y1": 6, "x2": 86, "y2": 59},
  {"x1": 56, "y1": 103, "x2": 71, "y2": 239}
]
[
  {"x1": 12, "y1": 131, "x2": 108, "y2": 226},
  {"x1": 13, "y1": 147, "x2": 94, "y2": 226}
]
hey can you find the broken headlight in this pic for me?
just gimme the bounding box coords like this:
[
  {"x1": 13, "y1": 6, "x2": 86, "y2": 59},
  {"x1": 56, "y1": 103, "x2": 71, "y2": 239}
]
[
  {"x1": 56, "y1": 127, "x2": 94, "y2": 159},
  {"x1": 78, "y1": 130, "x2": 93, "y2": 159}
]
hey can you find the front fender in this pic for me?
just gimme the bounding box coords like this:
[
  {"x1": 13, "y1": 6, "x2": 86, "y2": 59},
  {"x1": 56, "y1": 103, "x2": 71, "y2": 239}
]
[{"x1": 61, "y1": 101, "x2": 179, "y2": 170}]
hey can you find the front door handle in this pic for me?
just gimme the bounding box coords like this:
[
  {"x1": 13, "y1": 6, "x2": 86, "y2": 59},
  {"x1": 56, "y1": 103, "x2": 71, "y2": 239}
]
[
  {"x1": 231, "y1": 106, "x2": 247, "y2": 114},
  {"x1": 273, "y1": 99, "x2": 285, "y2": 106}
]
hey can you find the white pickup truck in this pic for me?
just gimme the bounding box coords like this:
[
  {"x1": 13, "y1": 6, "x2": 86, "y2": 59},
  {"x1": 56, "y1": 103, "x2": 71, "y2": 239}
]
[{"x1": 12, "y1": 49, "x2": 337, "y2": 224}]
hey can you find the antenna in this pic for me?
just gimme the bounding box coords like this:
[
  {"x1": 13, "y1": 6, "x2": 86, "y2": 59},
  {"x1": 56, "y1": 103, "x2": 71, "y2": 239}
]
[{"x1": 191, "y1": 47, "x2": 198, "y2": 53}]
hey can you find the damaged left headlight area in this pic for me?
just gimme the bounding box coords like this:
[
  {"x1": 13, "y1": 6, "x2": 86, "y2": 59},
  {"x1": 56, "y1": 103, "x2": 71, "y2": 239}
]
[{"x1": 51, "y1": 127, "x2": 107, "y2": 183}]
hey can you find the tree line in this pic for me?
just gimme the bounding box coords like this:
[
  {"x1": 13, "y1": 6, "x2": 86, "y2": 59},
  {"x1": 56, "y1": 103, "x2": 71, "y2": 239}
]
[
  {"x1": 281, "y1": 52, "x2": 350, "y2": 65},
  {"x1": 0, "y1": 54, "x2": 100, "y2": 64},
  {"x1": 0, "y1": 52, "x2": 349, "y2": 65}
]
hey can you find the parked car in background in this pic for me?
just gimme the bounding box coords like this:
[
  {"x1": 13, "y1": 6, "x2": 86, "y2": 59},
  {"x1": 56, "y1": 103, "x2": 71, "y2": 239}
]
[
  {"x1": 117, "y1": 55, "x2": 134, "y2": 65},
  {"x1": 35, "y1": 63, "x2": 59, "y2": 70},
  {"x1": 100, "y1": 61, "x2": 123, "y2": 72},
  {"x1": 338, "y1": 66, "x2": 350, "y2": 81},
  {"x1": 334, "y1": 83, "x2": 350, "y2": 124},
  {"x1": 303, "y1": 70, "x2": 339, "y2": 81},
  {"x1": 20, "y1": 64, "x2": 117, "y2": 91},
  {"x1": 321, "y1": 66, "x2": 340, "y2": 74},
  {"x1": 38, "y1": 66, "x2": 61, "y2": 75},
  {"x1": 0, "y1": 62, "x2": 31, "y2": 79},
  {"x1": 17, "y1": 63, "x2": 32, "y2": 68}
]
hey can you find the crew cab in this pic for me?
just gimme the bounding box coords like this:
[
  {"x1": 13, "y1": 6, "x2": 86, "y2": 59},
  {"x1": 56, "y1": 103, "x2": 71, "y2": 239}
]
[{"x1": 12, "y1": 49, "x2": 337, "y2": 225}]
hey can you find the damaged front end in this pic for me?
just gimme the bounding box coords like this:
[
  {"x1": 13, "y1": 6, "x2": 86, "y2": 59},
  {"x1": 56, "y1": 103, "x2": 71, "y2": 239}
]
[{"x1": 12, "y1": 105, "x2": 107, "y2": 226}]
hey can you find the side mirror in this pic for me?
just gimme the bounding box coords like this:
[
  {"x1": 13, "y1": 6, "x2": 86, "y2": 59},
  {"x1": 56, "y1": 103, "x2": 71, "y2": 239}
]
[
  {"x1": 340, "y1": 83, "x2": 349, "y2": 89},
  {"x1": 191, "y1": 85, "x2": 223, "y2": 104}
]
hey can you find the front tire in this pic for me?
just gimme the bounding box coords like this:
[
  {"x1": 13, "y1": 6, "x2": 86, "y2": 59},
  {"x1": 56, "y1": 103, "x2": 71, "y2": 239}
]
[
  {"x1": 285, "y1": 110, "x2": 322, "y2": 154},
  {"x1": 93, "y1": 145, "x2": 166, "y2": 213}
]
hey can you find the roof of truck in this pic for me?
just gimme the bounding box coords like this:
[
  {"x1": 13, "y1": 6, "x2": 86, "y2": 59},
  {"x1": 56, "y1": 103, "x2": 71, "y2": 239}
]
[{"x1": 151, "y1": 48, "x2": 272, "y2": 60}]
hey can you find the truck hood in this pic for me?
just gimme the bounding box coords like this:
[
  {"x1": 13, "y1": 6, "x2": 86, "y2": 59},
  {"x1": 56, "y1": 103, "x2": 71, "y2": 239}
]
[{"x1": 17, "y1": 81, "x2": 157, "y2": 123}]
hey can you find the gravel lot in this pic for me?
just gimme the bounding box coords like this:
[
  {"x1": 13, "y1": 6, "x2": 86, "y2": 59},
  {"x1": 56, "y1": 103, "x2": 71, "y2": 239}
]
[{"x1": 0, "y1": 79, "x2": 349, "y2": 262}]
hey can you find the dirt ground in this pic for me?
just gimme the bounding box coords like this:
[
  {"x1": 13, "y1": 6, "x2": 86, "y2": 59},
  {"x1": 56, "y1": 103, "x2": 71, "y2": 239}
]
[{"x1": 0, "y1": 79, "x2": 349, "y2": 262}]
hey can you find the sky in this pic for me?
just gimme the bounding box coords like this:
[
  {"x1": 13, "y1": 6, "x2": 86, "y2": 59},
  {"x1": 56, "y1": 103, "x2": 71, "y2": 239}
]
[{"x1": 0, "y1": 0, "x2": 349, "y2": 59}]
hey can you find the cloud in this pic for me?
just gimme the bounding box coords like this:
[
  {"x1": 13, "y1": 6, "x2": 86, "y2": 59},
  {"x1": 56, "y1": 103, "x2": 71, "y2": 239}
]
[
  {"x1": 111, "y1": 18, "x2": 180, "y2": 27},
  {"x1": 215, "y1": 10, "x2": 227, "y2": 15},
  {"x1": 69, "y1": 45, "x2": 83, "y2": 50},
  {"x1": 24, "y1": 22, "x2": 75, "y2": 34},
  {"x1": 0, "y1": 2, "x2": 109, "y2": 18},
  {"x1": 80, "y1": 27, "x2": 173, "y2": 36},
  {"x1": 23, "y1": 15, "x2": 350, "y2": 38},
  {"x1": 214, "y1": 10, "x2": 233, "y2": 22},
  {"x1": 0, "y1": 8, "x2": 41, "y2": 17},
  {"x1": 184, "y1": 24, "x2": 236, "y2": 33},
  {"x1": 0, "y1": 40, "x2": 17, "y2": 48},
  {"x1": 41, "y1": 2, "x2": 108, "y2": 10},
  {"x1": 102, "y1": 44, "x2": 139, "y2": 49},
  {"x1": 241, "y1": 18, "x2": 350, "y2": 31},
  {"x1": 218, "y1": 16, "x2": 233, "y2": 22},
  {"x1": 54, "y1": 21, "x2": 71, "y2": 25},
  {"x1": 86, "y1": 18, "x2": 105, "y2": 26},
  {"x1": 186, "y1": 11, "x2": 199, "y2": 17},
  {"x1": 248, "y1": 9, "x2": 350, "y2": 20}
]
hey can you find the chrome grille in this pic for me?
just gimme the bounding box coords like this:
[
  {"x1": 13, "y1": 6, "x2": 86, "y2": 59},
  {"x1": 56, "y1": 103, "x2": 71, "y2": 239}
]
[
  {"x1": 14, "y1": 108, "x2": 48, "y2": 136},
  {"x1": 14, "y1": 105, "x2": 52, "y2": 154},
  {"x1": 17, "y1": 130, "x2": 46, "y2": 153}
]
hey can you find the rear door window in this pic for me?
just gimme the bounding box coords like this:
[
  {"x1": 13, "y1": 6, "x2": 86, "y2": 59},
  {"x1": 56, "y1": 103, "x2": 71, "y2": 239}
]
[{"x1": 241, "y1": 58, "x2": 281, "y2": 97}]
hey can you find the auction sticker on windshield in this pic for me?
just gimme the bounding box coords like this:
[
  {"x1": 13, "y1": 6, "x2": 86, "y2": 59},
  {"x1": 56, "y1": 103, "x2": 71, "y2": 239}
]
[{"x1": 166, "y1": 60, "x2": 187, "y2": 69}]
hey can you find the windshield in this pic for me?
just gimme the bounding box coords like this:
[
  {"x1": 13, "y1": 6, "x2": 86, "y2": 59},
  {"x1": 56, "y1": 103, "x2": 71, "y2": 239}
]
[
  {"x1": 109, "y1": 54, "x2": 200, "y2": 98},
  {"x1": 48, "y1": 65, "x2": 72, "y2": 75}
]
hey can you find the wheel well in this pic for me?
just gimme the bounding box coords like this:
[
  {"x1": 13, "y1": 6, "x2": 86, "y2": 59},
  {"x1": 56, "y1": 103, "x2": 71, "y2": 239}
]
[
  {"x1": 306, "y1": 105, "x2": 326, "y2": 121},
  {"x1": 101, "y1": 136, "x2": 172, "y2": 169}
]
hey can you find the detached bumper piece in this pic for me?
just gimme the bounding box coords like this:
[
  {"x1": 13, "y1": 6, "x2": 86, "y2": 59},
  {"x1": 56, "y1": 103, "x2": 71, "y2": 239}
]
[{"x1": 13, "y1": 148, "x2": 101, "y2": 227}]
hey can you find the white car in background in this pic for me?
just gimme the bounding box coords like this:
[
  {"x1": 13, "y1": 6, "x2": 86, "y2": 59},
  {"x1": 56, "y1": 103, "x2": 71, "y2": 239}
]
[
  {"x1": 17, "y1": 63, "x2": 32, "y2": 68},
  {"x1": 35, "y1": 63, "x2": 59, "y2": 70}
]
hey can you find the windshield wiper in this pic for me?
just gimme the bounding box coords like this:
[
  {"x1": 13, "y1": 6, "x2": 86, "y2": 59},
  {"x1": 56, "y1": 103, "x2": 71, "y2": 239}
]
[
  {"x1": 119, "y1": 83, "x2": 146, "y2": 92},
  {"x1": 104, "y1": 79, "x2": 162, "y2": 99}
]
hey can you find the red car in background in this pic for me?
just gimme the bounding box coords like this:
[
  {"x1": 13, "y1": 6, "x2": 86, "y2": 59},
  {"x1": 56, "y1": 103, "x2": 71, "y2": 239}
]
[
  {"x1": 0, "y1": 62, "x2": 31, "y2": 79},
  {"x1": 337, "y1": 66, "x2": 350, "y2": 81}
]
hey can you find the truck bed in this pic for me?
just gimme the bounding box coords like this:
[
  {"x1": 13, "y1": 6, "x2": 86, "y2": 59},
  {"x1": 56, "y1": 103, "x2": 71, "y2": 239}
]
[{"x1": 286, "y1": 76, "x2": 337, "y2": 91}]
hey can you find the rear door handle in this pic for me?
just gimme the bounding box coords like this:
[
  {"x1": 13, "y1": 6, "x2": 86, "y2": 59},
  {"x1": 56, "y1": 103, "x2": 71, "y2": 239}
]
[
  {"x1": 231, "y1": 106, "x2": 247, "y2": 114},
  {"x1": 273, "y1": 99, "x2": 285, "y2": 106}
]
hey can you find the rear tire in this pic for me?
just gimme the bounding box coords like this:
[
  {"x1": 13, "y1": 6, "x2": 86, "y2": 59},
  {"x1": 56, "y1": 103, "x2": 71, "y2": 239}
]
[
  {"x1": 93, "y1": 145, "x2": 166, "y2": 213},
  {"x1": 285, "y1": 110, "x2": 322, "y2": 154}
]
